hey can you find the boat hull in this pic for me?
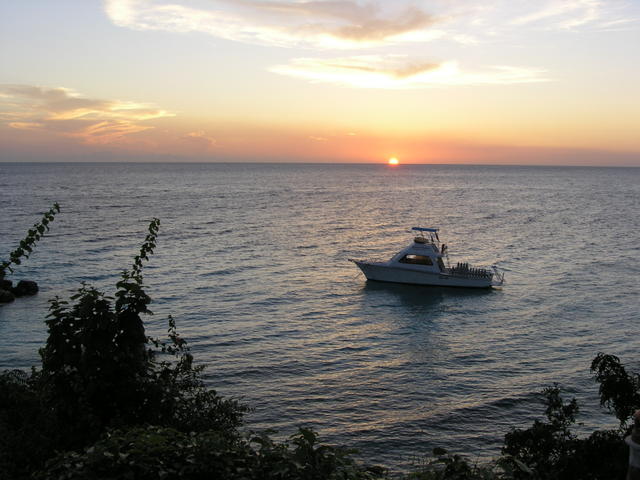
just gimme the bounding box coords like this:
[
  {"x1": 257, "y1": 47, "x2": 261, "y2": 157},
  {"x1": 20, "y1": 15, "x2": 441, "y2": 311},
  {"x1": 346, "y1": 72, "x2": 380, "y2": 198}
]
[{"x1": 353, "y1": 261, "x2": 495, "y2": 288}]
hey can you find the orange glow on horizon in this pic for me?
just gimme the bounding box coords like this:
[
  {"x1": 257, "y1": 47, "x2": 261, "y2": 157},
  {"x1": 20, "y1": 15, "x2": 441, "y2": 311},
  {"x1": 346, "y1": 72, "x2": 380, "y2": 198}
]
[{"x1": 388, "y1": 157, "x2": 399, "y2": 165}]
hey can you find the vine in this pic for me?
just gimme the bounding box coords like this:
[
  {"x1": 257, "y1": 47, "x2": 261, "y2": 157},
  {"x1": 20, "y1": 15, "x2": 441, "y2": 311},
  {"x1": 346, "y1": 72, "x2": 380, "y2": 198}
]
[{"x1": 0, "y1": 202, "x2": 61, "y2": 279}]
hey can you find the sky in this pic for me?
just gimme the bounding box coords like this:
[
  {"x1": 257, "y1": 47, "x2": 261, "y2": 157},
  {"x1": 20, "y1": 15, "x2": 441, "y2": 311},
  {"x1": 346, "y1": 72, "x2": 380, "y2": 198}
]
[{"x1": 0, "y1": 0, "x2": 639, "y2": 165}]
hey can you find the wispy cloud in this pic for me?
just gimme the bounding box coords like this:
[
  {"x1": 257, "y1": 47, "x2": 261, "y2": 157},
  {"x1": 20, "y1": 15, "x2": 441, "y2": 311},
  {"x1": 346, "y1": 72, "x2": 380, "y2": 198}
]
[
  {"x1": 105, "y1": 0, "x2": 637, "y2": 48},
  {"x1": 271, "y1": 55, "x2": 549, "y2": 88},
  {"x1": 104, "y1": 0, "x2": 436, "y2": 48},
  {"x1": 103, "y1": 0, "x2": 635, "y2": 90},
  {"x1": 511, "y1": 0, "x2": 602, "y2": 29},
  {"x1": 0, "y1": 84, "x2": 173, "y2": 144},
  {"x1": 181, "y1": 130, "x2": 217, "y2": 149}
]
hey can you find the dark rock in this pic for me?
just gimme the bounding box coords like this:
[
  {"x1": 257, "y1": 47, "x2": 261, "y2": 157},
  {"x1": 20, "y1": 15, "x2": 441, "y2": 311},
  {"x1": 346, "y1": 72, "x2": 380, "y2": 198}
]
[
  {"x1": 0, "y1": 279, "x2": 12, "y2": 291},
  {"x1": 12, "y1": 280, "x2": 39, "y2": 297},
  {"x1": 0, "y1": 289, "x2": 15, "y2": 303}
]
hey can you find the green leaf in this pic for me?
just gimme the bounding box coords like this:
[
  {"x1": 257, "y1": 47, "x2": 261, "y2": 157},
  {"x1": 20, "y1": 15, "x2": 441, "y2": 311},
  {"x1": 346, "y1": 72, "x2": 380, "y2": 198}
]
[{"x1": 513, "y1": 458, "x2": 533, "y2": 474}]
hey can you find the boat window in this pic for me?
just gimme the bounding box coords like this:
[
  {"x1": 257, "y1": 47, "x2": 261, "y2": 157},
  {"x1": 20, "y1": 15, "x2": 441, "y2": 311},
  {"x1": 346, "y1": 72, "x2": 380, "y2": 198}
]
[{"x1": 399, "y1": 254, "x2": 433, "y2": 266}]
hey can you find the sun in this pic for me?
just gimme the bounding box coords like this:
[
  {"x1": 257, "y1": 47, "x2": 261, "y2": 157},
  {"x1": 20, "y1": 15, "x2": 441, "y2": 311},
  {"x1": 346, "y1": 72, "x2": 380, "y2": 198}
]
[{"x1": 388, "y1": 157, "x2": 399, "y2": 165}]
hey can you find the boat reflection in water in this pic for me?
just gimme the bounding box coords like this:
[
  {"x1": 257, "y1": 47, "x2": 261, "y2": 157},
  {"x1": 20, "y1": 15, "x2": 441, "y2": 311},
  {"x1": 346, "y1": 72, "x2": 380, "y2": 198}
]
[{"x1": 350, "y1": 227, "x2": 505, "y2": 289}]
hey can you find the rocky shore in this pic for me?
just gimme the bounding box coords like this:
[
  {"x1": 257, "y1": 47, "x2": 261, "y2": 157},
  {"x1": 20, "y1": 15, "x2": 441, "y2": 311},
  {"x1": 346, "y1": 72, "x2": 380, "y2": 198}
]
[{"x1": 0, "y1": 279, "x2": 39, "y2": 303}]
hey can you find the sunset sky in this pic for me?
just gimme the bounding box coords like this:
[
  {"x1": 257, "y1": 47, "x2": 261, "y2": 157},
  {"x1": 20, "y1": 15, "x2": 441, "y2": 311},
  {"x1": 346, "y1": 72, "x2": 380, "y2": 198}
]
[{"x1": 1, "y1": 0, "x2": 639, "y2": 165}]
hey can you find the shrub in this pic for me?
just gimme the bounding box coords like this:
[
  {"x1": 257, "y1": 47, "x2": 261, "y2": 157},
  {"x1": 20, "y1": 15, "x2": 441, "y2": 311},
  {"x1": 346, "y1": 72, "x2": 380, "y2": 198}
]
[
  {"x1": 407, "y1": 448, "x2": 506, "y2": 480},
  {"x1": 0, "y1": 369, "x2": 56, "y2": 480},
  {"x1": 591, "y1": 353, "x2": 640, "y2": 427},
  {"x1": 0, "y1": 219, "x2": 247, "y2": 478},
  {"x1": 501, "y1": 385, "x2": 627, "y2": 480},
  {"x1": 38, "y1": 426, "x2": 380, "y2": 480}
]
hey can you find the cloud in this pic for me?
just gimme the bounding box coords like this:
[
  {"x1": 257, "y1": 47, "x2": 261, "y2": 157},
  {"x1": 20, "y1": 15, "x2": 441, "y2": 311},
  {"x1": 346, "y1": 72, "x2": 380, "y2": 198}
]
[
  {"x1": 181, "y1": 130, "x2": 217, "y2": 149},
  {"x1": 105, "y1": 0, "x2": 638, "y2": 51},
  {"x1": 7, "y1": 121, "x2": 45, "y2": 130},
  {"x1": 104, "y1": 0, "x2": 436, "y2": 48},
  {"x1": 511, "y1": 0, "x2": 601, "y2": 29},
  {"x1": 101, "y1": 1, "x2": 635, "y2": 92},
  {"x1": 506, "y1": 0, "x2": 638, "y2": 31},
  {"x1": 271, "y1": 55, "x2": 549, "y2": 88},
  {"x1": 0, "y1": 84, "x2": 173, "y2": 144}
]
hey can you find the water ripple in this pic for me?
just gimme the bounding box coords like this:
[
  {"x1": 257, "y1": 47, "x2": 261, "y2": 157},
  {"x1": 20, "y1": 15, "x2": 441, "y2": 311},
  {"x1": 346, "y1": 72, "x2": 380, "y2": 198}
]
[{"x1": 1, "y1": 163, "x2": 638, "y2": 471}]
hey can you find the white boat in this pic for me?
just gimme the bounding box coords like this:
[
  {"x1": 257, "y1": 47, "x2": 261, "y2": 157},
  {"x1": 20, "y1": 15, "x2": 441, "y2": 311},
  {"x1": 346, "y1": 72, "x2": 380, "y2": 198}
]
[{"x1": 349, "y1": 227, "x2": 504, "y2": 289}]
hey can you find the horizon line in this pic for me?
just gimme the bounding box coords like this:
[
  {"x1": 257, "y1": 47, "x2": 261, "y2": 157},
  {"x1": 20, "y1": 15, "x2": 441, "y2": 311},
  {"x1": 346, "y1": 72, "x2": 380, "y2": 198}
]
[{"x1": 1, "y1": 160, "x2": 638, "y2": 168}]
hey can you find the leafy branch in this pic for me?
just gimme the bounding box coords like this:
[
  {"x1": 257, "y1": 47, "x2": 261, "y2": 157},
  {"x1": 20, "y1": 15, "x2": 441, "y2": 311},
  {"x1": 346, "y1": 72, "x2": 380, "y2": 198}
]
[
  {"x1": 114, "y1": 217, "x2": 160, "y2": 315},
  {"x1": 591, "y1": 353, "x2": 640, "y2": 426},
  {"x1": 1, "y1": 202, "x2": 61, "y2": 279}
]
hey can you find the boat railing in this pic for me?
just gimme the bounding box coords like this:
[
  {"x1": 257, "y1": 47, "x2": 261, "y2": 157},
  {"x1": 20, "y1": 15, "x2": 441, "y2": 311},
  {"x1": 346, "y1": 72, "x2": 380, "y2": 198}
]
[
  {"x1": 348, "y1": 257, "x2": 386, "y2": 265},
  {"x1": 447, "y1": 262, "x2": 494, "y2": 279}
]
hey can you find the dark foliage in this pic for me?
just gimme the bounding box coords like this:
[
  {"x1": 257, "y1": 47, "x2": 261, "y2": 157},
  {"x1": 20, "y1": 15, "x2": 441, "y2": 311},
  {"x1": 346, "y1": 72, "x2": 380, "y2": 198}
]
[
  {"x1": 591, "y1": 353, "x2": 640, "y2": 426},
  {"x1": 38, "y1": 427, "x2": 379, "y2": 480},
  {"x1": 502, "y1": 386, "x2": 578, "y2": 478},
  {"x1": 0, "y1": 219, "x2": 247, "y2": 478},
  {"x1": 0, "y1": 369, "x2": 55, "y2": 480},
  {"x1": 501, "y1": 386, "x2": 627, "y2": 480},
  {"x1": 407, "y1": 447, "x2": 508, "y2": 479},
  {"x1": 413, "y1": 380, "x2": 630, "y2": 480}
]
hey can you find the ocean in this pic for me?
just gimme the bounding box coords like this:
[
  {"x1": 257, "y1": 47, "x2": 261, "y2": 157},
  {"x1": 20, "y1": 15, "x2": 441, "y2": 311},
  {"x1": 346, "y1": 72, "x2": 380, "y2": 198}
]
[{"x1": 1, "y1": 162, "x2": 639, "y2": 470}]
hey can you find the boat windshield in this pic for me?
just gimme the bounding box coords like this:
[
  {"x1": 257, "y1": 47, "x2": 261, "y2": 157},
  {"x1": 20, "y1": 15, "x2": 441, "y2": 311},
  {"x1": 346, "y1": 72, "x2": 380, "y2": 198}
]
[{"x1": 399, "y1": 254, "x2": 433, "y2": 266}]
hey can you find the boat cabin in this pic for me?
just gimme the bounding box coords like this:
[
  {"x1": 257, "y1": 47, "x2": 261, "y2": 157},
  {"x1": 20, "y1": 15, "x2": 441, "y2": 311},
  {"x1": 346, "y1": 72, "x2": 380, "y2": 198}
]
[{"x1": 389, "y1": 227, "x2": 446, "y2": 272}]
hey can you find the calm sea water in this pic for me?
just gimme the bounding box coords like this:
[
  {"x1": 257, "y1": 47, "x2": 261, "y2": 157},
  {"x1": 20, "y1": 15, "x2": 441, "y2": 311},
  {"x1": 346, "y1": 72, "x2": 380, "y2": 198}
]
[{"x1": 1, "y1": 162, "x2": 639, "y2": 470}]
